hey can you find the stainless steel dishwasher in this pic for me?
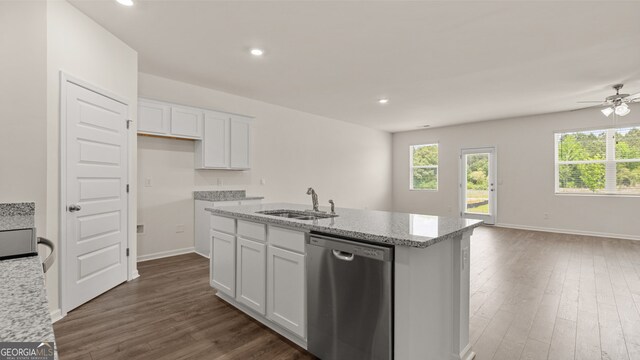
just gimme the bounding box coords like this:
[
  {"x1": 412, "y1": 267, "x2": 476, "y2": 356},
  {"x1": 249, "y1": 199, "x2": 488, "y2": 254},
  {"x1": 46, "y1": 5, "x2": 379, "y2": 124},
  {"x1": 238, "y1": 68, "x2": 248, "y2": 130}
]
[{"x1": 307, "y1": 233, "x2": 393, "y2": 360}]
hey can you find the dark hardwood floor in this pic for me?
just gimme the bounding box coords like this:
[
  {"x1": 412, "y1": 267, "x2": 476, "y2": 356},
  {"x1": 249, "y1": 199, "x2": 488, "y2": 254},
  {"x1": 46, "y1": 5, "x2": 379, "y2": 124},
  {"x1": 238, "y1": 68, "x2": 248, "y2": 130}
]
[
  {"x1": 53, "y1": 253, "x2": 314, "y2": 360},
  {"x1": 54, "y1": 226, "x2": 640, "y2": 359}
]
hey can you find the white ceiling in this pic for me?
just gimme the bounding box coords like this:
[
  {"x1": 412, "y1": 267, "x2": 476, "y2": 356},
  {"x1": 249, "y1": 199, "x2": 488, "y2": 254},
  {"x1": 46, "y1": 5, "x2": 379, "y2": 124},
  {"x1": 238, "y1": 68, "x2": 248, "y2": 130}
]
[{"x1": 69, "y1": 0, "x2": 640, "y2": 133}]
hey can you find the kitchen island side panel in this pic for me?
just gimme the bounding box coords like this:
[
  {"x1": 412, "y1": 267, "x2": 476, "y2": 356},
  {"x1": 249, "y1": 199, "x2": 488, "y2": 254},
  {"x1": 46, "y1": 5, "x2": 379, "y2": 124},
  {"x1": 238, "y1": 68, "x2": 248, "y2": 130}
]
[{"x1": 394, "y1": 229, "x2": 475, "y2": 360}]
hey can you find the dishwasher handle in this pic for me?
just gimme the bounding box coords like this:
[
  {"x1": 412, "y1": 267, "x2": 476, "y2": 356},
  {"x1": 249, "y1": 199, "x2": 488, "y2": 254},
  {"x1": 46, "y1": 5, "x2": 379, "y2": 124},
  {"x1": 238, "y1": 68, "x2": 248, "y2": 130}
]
[
  {"x1": 332, "y1": 249, "x2": 354, "y2": 261},
  {"x1": 308, "y1": 233, "x2": 393, "y2": 262}
]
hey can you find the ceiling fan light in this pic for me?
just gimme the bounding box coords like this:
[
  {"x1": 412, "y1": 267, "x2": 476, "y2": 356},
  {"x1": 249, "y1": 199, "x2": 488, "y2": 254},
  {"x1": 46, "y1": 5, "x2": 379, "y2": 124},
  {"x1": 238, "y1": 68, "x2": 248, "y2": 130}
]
[
  {"x1": 615, "y1": 103, "x2": 630, "y2": 116},
  {"x1": 601, "y1": 107, "x2": 614, "y2": 117}
]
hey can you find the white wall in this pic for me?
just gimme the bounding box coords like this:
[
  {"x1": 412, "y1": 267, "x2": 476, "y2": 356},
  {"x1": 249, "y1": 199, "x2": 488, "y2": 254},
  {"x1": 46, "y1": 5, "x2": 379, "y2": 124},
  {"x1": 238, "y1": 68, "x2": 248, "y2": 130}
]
[
  {"x1": 0, "y1": 1, "x2": 47, "y2": 243},
  {"x1": 137, "y1": 73, "x2": 393, "y2": 258},
  {"x1": 46, "y1": 0, "x2": 138, "y2": 312},
  {"x1": 393, "y1": 105, "x2": 640, "y2": 240}
]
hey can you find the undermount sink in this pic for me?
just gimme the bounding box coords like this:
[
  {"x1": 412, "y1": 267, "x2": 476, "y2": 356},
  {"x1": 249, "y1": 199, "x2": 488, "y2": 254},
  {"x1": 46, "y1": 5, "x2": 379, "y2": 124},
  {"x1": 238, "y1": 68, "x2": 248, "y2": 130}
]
[{"x1": 256, "y1": 209, "x2": 338, "y2": 220}]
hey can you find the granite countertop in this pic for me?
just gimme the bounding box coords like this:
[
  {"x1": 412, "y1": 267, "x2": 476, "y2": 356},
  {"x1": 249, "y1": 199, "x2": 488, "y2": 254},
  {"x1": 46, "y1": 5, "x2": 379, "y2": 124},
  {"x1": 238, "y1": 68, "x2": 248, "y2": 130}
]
[
  {"x1": 206, "y1": 203, "x2": 482, "y2": 248},
  {"x1": 0, "y1": 202, "x2": 35, "y2": 231},
  {"x1": 0, "y1": 256, "x2": 57, "y2": 358},
  {"x1": 194, "y1": 190, "x2": 264, "y2": 202}
]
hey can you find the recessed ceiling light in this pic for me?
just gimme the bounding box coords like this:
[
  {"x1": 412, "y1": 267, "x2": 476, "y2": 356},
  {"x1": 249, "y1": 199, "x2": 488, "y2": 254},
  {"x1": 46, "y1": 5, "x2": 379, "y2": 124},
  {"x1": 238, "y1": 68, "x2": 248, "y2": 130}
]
[
  {"x1": 378, "y1": 98, "x2": 389, "y2": 105},
  {"x1": 116, "y1": 0, "x2": 134, "y2": 6},
  {"x1": 250, "y1": 48, "x2": 264, "y2": 56}
]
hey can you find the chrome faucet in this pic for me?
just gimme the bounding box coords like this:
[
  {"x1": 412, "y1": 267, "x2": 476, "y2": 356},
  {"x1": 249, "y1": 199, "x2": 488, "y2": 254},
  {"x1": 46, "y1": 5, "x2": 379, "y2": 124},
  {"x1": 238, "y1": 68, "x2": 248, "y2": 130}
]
[
  {"x1": 306, "y1": 187, "x2": 319, "y2": 212},
  {"x1": 328, "y1": 200, "x2": 335, "y2": 215}
]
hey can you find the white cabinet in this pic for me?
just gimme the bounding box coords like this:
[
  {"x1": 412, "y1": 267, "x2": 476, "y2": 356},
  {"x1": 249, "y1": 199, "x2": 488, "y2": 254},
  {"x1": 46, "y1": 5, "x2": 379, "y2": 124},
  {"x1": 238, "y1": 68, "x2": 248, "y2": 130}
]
[
  {"x1": 138, "y1": 98, "x2": 253, "y2": 169},
  {"x1": 196, "y1": 199, "x2": 262, "y2": 257},
  {"x1": 196, "y1": 112, "x2": 229, "y2": 168},
  {"x1": 138, "y1": 99, "x2": 170, "y2": 135},
  {"x1": 170, "y1": 106, "x2": 203, "y2": 139},
  {"x1": 230, "y1": 116, "x2": 251, "y2": 169},
  {"x1": 267, "y1": 245, "x2": 306, "y2": 338},
  {"x1": 196, "y1": 113, "x2": 253, "y2": 170},
  {"x1": 137, "y1": 98, "x2": 203, "y2": 140},
  {"x1": 236, "y1": 237, "x2": 266, "y2": 314},
  {"x1": 210, "y1": 230, "x2": 236, "y2": 297},
  {"x1": 209, "y1": 218, "x2": 307, "y2": 345}
]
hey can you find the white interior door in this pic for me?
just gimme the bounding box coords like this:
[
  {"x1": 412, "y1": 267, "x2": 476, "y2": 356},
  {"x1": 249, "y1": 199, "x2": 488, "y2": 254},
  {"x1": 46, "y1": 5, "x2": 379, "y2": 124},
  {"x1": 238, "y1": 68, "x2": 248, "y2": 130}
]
[
  {"x1": 64, "y1": 80, "x2": 129, "y2": 312},
  {"x1": 460, "y1": 147, "x2": 496, "y2": 225}
]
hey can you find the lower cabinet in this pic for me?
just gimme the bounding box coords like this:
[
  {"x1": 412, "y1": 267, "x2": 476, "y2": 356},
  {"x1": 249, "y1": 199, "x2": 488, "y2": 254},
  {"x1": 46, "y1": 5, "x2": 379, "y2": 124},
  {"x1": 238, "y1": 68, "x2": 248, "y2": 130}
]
[
  {"x1": 236, "y1": 237, "x2": 266, "y2": 315},
  {"x1": 210, "y1": 218, "x2": 307, "y2": 344},
  {"x1": 195, "y1": 200, "x2": 262, "y2": 257},
  {"x1": 267, "y1": 245, "x2": 306, "y2": 338},
  {"x1": 210, "y1": 230, "x2": 236, "y2": 297}
]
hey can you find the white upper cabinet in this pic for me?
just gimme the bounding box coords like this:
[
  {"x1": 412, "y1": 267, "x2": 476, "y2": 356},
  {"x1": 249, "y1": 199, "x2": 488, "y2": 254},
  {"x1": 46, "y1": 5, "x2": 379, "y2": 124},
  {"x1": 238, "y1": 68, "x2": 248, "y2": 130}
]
[
  {"x1": 196, "y1": 111, "x2": 229, "y2": 169},
  {"x1": 196, "y1": 113, "x2": 253, "y2": 170},
  {"x1": 230, "y1": 116, "x2": 251, "y2": 169},
  {"x1": 170, "y1": 106, "x2": 203, "y2": 139},
  {"x1": 138, "y1": 99, "x2": 170, "y2": 135},
  {"x1": 139, "y1": 98, "x2": 253, "y2": 170},
  {"x1": 138, "y1": 98, "x2": 202, "y2": 140}
]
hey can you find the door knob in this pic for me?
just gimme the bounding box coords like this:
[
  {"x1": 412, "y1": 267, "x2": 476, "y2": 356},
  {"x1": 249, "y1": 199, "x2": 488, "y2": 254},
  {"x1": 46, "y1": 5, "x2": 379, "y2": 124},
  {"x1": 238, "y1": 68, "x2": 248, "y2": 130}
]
[{"x1": 68, "y1": 204, "x2": 82, "y2": 212}]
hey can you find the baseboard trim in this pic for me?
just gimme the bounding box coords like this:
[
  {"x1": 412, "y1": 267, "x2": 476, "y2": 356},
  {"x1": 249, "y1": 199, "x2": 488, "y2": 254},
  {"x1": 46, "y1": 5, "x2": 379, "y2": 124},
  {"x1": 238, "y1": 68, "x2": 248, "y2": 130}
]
[
  {"x1": 194, "y1": 250, "x2": 210, "y2": 259},
  {"x1": 137, "y1": 247, "x2": 195, "y2": 262},
  {"x1": 495, "y1": 223, "x2": 640, "y2": 241},
  {"x1": 130, "y1": 270, "x2": 140, "y2": 280},
  {"x1": 50, "y1": 309, "x2": 63, "y2": 323}
]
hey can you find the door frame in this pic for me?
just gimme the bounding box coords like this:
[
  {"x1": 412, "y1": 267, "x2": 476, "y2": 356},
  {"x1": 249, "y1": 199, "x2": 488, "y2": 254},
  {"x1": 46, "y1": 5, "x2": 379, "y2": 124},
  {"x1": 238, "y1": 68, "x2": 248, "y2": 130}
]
[
  {"x1": 459, "y1": 146, "x2": 497, "y2": 225},
  {"x1": 59, "y1": 72, "x2": 132, "y2": 315}
]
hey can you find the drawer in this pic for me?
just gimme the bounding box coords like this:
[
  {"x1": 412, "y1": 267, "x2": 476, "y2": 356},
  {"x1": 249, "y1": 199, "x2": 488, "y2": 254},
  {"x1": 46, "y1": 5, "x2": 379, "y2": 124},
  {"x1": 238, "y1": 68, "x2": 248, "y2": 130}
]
[
  {"x1": 268, "y1": 226, "x2": 306, "y2": 253},
  {"x1": 211, "y1": 215, "x2": 236, "y2": 234},
  {"x1": 237, "y1": 220, "x2": 266, "y2": 242}
]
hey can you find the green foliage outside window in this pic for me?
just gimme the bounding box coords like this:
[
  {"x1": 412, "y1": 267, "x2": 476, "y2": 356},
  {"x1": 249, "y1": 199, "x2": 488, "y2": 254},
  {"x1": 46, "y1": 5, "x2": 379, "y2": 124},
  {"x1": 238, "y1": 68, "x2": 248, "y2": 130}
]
[
  {"x1": 557, "y1": 127, "x2": 640, "y2": 193},
  {"x1": 411, "y1": 144, "x2": 438, "y2": 190}
]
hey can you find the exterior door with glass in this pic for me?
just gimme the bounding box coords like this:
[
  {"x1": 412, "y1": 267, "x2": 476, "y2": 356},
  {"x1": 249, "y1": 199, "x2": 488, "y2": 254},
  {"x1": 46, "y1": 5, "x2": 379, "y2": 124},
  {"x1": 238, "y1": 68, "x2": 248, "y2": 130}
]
[{"x1": 460, "y1": 147, "x2": 496, "y2": 225}]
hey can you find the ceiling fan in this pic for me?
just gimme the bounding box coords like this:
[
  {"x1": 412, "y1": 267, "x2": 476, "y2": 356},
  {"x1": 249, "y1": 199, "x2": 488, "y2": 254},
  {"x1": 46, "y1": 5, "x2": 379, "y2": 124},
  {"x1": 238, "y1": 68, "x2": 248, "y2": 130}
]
[{"x1": 579, "y1": 84, "x2": 640, "y2": 117}]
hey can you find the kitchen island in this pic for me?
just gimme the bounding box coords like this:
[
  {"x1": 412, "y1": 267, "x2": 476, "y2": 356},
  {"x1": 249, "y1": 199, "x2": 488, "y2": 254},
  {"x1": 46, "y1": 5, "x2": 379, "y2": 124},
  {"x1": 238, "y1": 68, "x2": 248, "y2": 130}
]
[{"x1": 206, "y1": 203, "x2": 482, "y2": 360}]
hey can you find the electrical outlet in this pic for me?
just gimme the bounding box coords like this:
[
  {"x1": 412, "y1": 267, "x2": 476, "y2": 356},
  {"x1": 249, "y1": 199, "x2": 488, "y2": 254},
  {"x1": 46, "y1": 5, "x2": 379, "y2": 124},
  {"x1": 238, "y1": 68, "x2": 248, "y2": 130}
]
[
  {"x1": 543, "y1": 213, "x2": 549, "y2": 220},
  {"x1": 144, "y1": 178, "x2": 152, "y2": 187},
  {"x1": 176, "y1": 224, "x2": 185, "y2": 233},
  {"x1": 136, "y1": 224, "x2": 144, "y2": 234},
  {"x1": 462, "y1": 247, "x2": 469, "y2": 269},
  {"x1": 260, "y1": 178, "x2": 266, "y2": 185},
  {"x1": 217, "y1": 178, "x2": 224, "y2": 186}
]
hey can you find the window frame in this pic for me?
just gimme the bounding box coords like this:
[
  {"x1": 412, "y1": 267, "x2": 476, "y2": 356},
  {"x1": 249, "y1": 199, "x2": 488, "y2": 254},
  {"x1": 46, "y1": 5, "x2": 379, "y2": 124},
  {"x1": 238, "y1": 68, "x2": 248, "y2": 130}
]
[
  {"x1": 554, "y1": 125, "x2": 640, "y2": 196},
  {"x1": 409, "y1": 143, "x2": 439, "y2": 191}
]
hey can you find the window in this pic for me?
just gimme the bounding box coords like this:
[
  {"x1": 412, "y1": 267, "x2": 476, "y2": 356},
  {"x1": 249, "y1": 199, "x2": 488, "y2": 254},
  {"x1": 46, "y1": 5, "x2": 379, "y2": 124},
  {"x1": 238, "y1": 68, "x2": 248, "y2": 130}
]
[
  {"x1": 555, "y1": 126, "x2": 640, "y2": 195},
  {"x1": 410, "y1": 144, "x2": 438, "y2": 190}
]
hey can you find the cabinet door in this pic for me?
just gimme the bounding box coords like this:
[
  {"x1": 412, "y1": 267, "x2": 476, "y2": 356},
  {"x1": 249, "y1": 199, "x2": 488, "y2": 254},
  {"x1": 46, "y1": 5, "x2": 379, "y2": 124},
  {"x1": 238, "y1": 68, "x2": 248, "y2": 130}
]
[
  {"x1": 138, "y1": 99, "x2": 170, "y2": 135},
  {"x1": 194, "y1": 200, "x2": 213, "y2": 257},
  {"x1": 267, "y1": 245, "x2": 306, "y2": 338},
  {"x1": 171, "y1": 106, "x2": 203, "y2": 139},
  {"x1": 236, "y1": 237, "x2": 266, "y2": 314},
  {"x1": 230, "y1": 116, "x2": 251, "y2": 169},
  {"x1": 211, "y1": 230, "x2": 236, "y2": 297},
  {"x1": 198, "y1": 112, "x2": 229, "y2": 168}
]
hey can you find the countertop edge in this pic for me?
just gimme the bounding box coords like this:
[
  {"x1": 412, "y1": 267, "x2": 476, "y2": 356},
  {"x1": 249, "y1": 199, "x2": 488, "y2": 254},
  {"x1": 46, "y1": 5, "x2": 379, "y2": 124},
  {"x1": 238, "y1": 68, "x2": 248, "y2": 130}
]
[
  {"x1": 194, "y1": 196, "x2": 265, "y2": 202},
  {"x1": 205, "y1": 207, "x2": 482, "y2": 248}
]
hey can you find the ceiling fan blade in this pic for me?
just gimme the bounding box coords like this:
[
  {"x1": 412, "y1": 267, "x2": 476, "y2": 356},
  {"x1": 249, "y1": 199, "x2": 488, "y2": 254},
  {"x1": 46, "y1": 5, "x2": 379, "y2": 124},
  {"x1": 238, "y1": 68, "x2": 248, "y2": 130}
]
[{"x1": 624, "y1": 92, "x2": 640, "y2": 101}]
